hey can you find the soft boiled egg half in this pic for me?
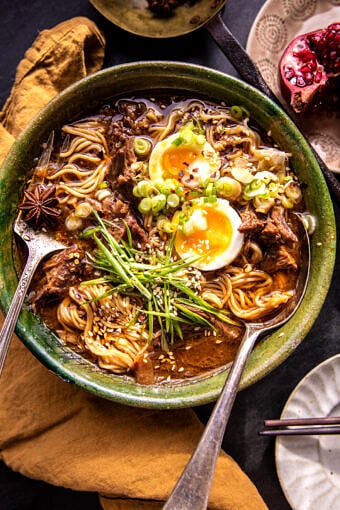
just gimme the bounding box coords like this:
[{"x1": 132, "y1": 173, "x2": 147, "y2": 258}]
[
  {"x1": 148, "y1": 126, "x2": 221, "y2": 188},
  {"x1": 173, "y1": 197, "x2": 244, "y2": 271}
]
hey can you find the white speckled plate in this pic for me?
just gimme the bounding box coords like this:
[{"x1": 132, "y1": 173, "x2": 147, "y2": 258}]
[
  {"x1": 275, "y1": 354, "x2": 340, "y2": 510},
  {"x1": 246, "y1": 0, "x2": 340, "y2": 173}
]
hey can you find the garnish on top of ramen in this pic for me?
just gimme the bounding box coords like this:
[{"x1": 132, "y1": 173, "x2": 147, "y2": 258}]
[{"x1": 18, "y1": 95, "x2": 307, "y2": 384}]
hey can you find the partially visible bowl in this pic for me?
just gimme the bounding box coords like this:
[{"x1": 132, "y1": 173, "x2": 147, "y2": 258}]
[{"x1": 0, "y1": 62, "x2": 336, "y2": 408}]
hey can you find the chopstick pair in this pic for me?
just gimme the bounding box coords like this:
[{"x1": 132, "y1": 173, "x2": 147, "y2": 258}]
[{"x1": 259, "y1": 416, "x2": 340, "y2": 436}]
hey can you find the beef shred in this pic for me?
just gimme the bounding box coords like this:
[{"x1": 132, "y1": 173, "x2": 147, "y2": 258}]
[
  {"x1": 239, "y1": 203, "x2": 300, "y2": 273},
  {"x1": 31, "y1": 245, "x2": 93, "y2": 305}
]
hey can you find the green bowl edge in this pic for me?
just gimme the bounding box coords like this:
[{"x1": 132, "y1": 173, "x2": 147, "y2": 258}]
[{"x1": 0, "y1": 61, "x2": 336, "y2": 409}]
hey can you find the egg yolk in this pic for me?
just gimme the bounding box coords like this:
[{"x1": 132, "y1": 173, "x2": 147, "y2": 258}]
[
  {"x1": 175, "y1": 205, "x2": 233, "y2": 263},
  {"x1": 162, "y1": 147, "x2": 199, "y2": 178}
]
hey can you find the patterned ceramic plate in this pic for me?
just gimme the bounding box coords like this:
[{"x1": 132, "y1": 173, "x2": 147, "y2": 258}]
[
  {"x1": 247, "y1": 0, "x2": 340, "y2": 173},
  {"x1": 275, "y1": 354, "x2": 340, "y2": 509}
]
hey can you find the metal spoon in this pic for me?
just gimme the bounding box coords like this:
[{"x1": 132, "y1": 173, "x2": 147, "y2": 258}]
[
  {"x1": 90, "y1": 0, "x2": 340, "y2": 201},
  {"x1": 0, "y1": 217, "x2": 65, "y2": 375},
  {"x1": 164, "y1": 217, "x2": 311, "y2": 509}
]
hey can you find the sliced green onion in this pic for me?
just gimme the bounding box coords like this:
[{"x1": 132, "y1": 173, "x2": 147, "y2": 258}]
[
  {"x1": 134, "y1": 137, "x2": 152, "y2": 157},
  {"x1": 243, "y1": 179, "x2": 267, "y2": 199},
  {"x1": 135, "y1": 180, "x2": 153, "y2": 197},
  {"x1": 172, "y1": 135, "x2": 185, "y2": 147},
  {"x1": 155, "y1": 180, "x2": 173, "y2": 196},
  {"x1": 204, "y1": 195, "x2": 217, "y2": 203},
  {"x1": 285, "y1": 181, "x2": 302, "y2": 202},
  {"x1": 230, "y1": 105, "x2": 250, "y2": 120},
  {"x1": 65, "y1": 213, "x2": 83, "y2": 231},
  {"x1": 167, "y1": 193, "x2": 180, "y2": 208},
  {"x1": 230, "y1": 105, "x2": 243, "y2": 119},
  {"x1": 230, "y1": 166, "x2": 254, "y2": 184},
  {"x1": 195, "y1": 134, "x2": 206, "y2": 145},
  {"x1": 281, "y1": 195, "x2": 294, "y2": 209},
  {"x1": 216, "y1": 176, "x2": 242, "y2": 199},
  {"x1": 138, "y1": 197, "x2": 152, "y2": 213},
  {"x1": 157, "y1": 216, "x2": 177, "y2": 233},
  {"x1": 205, "y1": 182, "x2": 216, "y2": 197},
  {"x1": 151, "y1": 193, "x2": 167, "y2": 214}
]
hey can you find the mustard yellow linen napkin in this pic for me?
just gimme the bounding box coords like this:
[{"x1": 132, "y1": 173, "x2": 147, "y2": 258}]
[{"x1": 0, "y1": 18, "x2": 268, "y2": 510}]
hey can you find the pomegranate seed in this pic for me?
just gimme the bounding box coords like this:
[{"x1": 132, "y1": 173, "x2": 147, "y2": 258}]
[
  {"x1": 300, "y1": 64, "x2": 311, "y2": 73},
  {"x1": 293, "y1": 41, "x2": 307, "y2": 54},
  {"x1": 296, "y1": 76, "x2": 306, "y2": 87},
  {"x1": 284, "y1": 65, "x2": 295, "y2": 79},
  {"x1": 315, "y1": 71, "x2": 323, "y2": 83},
  {"x1": 303, "y1": 72, "x2": 314, "y2": 84}
]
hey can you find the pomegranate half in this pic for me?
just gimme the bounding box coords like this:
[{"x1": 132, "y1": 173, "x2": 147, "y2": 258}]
[{"x1": 279, "y1": 22, "x2": 340, "y2": 114}]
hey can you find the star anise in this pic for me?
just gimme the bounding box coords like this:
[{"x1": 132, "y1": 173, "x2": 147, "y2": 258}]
[{"x1": 18, "y1": 184, "x2": 61, "y2": 226}]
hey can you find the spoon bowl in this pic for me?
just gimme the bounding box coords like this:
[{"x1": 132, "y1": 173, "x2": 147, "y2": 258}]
[
  {"x1": 0, "y1": 216, "x2": 66, "y2": 375},
  {"x1": 90, "y1": 0, "x2": 225, "y2": 38}
]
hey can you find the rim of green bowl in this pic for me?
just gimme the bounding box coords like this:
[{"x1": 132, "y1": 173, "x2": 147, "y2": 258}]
[{"x1": 0, "y1": 61, "x2": 336, "y2": 408}]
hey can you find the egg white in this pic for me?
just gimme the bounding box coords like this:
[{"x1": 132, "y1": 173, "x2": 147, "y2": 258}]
[
  {"x1": 174, "y1": 198, "x2": 244, "y2": 271},
  {"x1": 148, "y1": 131, "x2": 221, "y2": 188}
]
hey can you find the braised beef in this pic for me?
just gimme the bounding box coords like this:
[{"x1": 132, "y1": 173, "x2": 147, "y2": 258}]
[
  {"x1": 101, "y1": 192, "x2": 129, "y2": 219},
  {"x1": 31, "y1": 245, "x2": 92, "y2": 304},
  {"x1": 261, "y1": 245, "x2": 298, "y2": 273},
  {"x1": 117, "y1": 100, "x2": 147, "y2": 123},
  {"x1": 208, "y1": 317, "x2": 243, "y2": 342},
  {"x1": 260, "y1": 205, "x2": 298, "y2": 245},
  {"x1": 125, "y1": 212, "x2": 149, "y2": 248},
  {"x1": 239, "y1": 203, "x2": 265, "y2": 234},
  {"x1": 116, "y1": 141, "x2": 139, "y2": 189},
  {"x1": 101, "y1": 191, "x2": 149, "y2": 249},
  {"x1": 181, "y1": 304, "x2": 242, "y2": 343}
]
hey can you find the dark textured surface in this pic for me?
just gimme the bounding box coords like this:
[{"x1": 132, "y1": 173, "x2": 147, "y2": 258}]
[{"x1": 0, "y1": 0, "x2": 339, "y2": 508}]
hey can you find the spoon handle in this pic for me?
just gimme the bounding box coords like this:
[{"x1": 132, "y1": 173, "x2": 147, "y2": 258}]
[
  {"x1": 205, "y1": 13, "x2": 278, "y2": 104},
  {"x1": 163, "y1": 325, "x2": 260, "y2": 510},
  {"x1": 0, "y1": 250, "x2": 44, "y2": 374}
]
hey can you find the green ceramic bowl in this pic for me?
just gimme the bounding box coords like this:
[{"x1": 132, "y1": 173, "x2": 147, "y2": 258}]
[{"x1": 0, "y1": 62, "x2": 336, "y2": 408}]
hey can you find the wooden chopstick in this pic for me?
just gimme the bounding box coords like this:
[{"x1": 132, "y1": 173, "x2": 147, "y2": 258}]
[
  {"x1": 259, "y1": 417, "x2": 340, "y2": 436},
  {"x1": 264, "y1": 416, "x2": 340, "y2": 427}
]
